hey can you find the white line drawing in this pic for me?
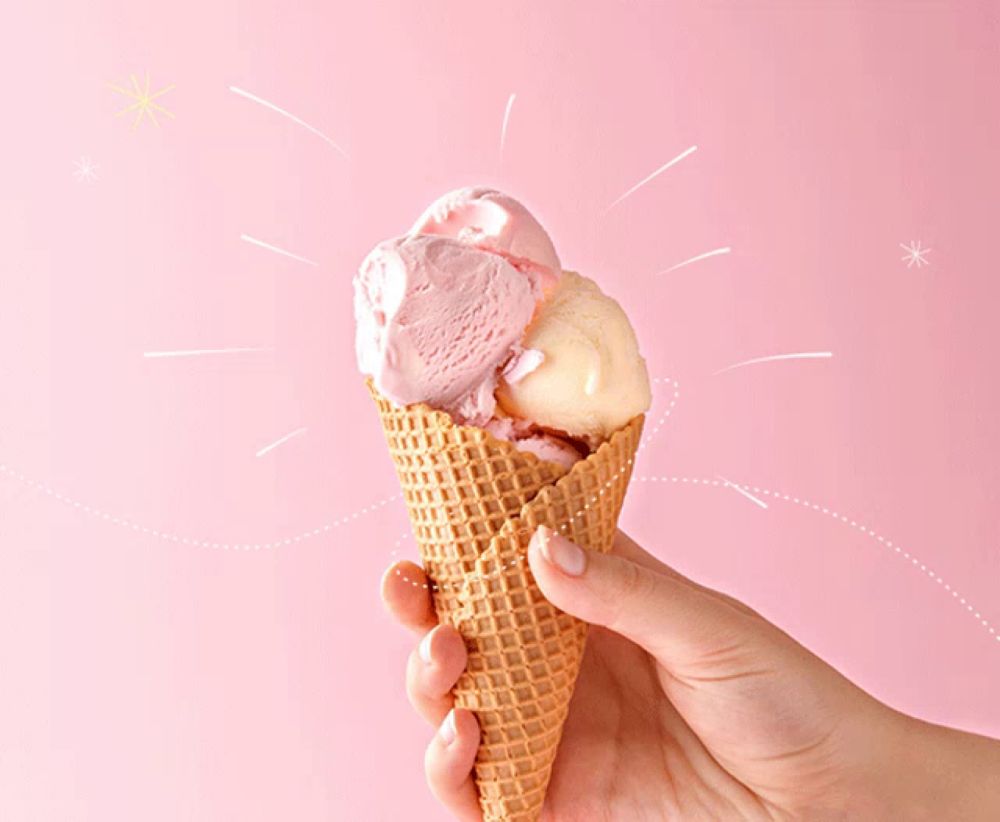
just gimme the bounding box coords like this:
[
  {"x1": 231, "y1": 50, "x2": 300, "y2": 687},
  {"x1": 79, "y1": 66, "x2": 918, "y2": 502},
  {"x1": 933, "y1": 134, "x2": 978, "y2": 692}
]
[
  {"x1": 713, "y1": 351, "x2": 833, "y2": 375},
  {"x1": 716, "y1": 475, "x2": 769, "y2": 509},
  {"x1": 255, "y1": 427, "x2": 307, "y2": 458},
  {"x1": 240, "y1": 233, "x2": 319, "y2": 267},
  {"x1": 605, "y1": 145, "x2": 698, "y2": 212},
  {"x1": 500, "y1": 93, "x2": 516, "y2": 160},
  {"x1": 229, "y1": 85, "x2": 348, "y2": 158},
  {"x1": 143, "y1": 347, "x2": 272, "y2": 359},
  {"x1": 660, "y1": 246, "x2": 731, "y2": 274},
  {"x1": 0, "y1": 461, "x2": 398, "y2": 551},
  {"x1": 634, "y1": 475, "x2": 999, "y2": 645}
]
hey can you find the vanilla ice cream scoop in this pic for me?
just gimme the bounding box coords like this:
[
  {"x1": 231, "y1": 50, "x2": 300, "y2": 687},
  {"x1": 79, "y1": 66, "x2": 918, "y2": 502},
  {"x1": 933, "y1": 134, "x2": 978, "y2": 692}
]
[{"x1": 496, "y1": 271, "x2": 651, "y2": 445}]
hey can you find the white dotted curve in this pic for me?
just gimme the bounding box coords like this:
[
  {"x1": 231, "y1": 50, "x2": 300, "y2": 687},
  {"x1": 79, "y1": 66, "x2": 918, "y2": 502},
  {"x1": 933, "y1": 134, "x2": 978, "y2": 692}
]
[
  {"x1": 640, "y1": 377, "x2": 680, "y2": 451},
  {"x1": 0, "y1": 461, "x2": 398, "y2": 551},
  {"x1": 388, "y1": 466, "x2": 998, "y2": 647},
  {"x1": 634, "y1": 475, "x2": 999, "y2": 645}
]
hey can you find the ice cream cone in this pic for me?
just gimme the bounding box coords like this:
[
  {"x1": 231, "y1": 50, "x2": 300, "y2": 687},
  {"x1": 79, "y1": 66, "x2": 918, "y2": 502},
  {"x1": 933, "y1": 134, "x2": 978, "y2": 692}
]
[{"x1": 369, "y1": 381, "x2": 643, "y2": 821}]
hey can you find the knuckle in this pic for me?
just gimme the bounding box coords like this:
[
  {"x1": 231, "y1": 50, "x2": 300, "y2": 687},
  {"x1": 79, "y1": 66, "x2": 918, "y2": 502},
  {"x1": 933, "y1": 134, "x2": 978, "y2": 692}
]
[
  {"x1": 603, "y1": 559, "x2": 654, "y2": 631},
  {"x1": 405, "y1": 651, "x2": 427, "y2": 708}
]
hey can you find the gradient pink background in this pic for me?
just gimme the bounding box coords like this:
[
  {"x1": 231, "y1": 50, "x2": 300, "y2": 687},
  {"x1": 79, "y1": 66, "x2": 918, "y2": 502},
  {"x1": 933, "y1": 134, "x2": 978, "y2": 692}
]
[{"x1": 2, "y1": 2, "x2": 998, "y2": 819}]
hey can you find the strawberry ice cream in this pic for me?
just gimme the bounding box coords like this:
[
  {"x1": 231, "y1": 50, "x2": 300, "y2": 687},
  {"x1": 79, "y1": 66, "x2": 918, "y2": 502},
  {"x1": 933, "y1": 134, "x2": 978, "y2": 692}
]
[{"x1": 354, "y1": 187, "x2": 650, "y2": 468}]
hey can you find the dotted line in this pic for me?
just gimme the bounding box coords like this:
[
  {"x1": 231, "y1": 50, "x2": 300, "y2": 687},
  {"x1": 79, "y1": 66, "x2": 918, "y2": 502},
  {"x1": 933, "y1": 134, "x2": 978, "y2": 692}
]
[
  {"x1": 639, "y1": 377, "x2": 680, "y2": 452},
  {"x1": 634, "y1": 476, "x2": 999, "y2": 645},
  {"x1": 0, "y1": 462, "x2": 399, "y2": 551}
]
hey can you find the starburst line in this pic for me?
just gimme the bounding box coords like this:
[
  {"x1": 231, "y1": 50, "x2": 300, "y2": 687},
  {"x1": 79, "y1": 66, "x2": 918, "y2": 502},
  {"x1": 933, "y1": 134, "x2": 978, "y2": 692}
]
[
  {"x1": 713, "y1": 351, "x2": 833, "y2": 375},
  {"x1": 240, "y1": 233, "x2": 320, "y2": 266},
  {"x1": 108, "y1": 72, "x2": 175, "y2": 130},
  {"x1": 143, "y1": 347, "x2": 272, "y2": 359},
  {"x1": 73, "y1": 157, "x2": 99, "y2": 183},
  {"x1": 229, "y1": 85, "x2": 348, "y2": 158},
  {"x1": 716, "y1": 475, "x2": 769, "y2": 509},
  {"x1": 900, "y1": 240, "x2": 931, "y2": 269},
  {"x1": 659, "y1": 246, "x2": 731, "y2": 274},
  {"x1": 605, "y1": 145, "x2": 698, "y2": 212},
  {"x1": 255, "y1": 427, "x2": 307, "y2": 458},
  {"x1": 500, "y1": 93, "x2": 516, "y2": 160}
]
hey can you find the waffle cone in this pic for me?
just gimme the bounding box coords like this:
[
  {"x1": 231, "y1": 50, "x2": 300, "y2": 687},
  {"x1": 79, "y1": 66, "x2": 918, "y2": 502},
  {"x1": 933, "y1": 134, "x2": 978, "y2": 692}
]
[{"x1": 370, "y1": 383, "x2": 643, "y2": 821}]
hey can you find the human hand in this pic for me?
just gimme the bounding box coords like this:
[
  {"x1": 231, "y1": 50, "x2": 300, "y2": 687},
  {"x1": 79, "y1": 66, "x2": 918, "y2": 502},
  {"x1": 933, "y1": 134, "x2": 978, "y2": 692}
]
[{"x1": 382, "y1": 528, "x2": 1000, "y2": 820}]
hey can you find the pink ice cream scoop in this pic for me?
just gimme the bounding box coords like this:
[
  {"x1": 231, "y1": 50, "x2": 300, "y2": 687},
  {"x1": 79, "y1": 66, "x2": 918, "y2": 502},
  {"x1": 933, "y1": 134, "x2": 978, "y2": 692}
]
[
  {"x1": 410, "y1": 187, "x2": 562, "y2": 295},
  {"x1": 354, "y1": 233, "x2": 537, "y2": 426}
]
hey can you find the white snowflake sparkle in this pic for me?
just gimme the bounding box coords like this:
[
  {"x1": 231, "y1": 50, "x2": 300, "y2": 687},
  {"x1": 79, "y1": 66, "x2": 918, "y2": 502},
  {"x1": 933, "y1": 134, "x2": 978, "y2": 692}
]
[
  {"x1": 900, "y1": 240, "x2": 931, "y2": 269},
  {"x1": 73, "y1": 157, "x2": 99, "y2": 183}
]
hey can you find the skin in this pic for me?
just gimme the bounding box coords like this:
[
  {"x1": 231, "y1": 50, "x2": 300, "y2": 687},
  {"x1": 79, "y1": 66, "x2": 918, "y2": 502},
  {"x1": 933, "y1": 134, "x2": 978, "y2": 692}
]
[{"x1": 381, "y1": 528, "x2": 1000, "y2": 821}]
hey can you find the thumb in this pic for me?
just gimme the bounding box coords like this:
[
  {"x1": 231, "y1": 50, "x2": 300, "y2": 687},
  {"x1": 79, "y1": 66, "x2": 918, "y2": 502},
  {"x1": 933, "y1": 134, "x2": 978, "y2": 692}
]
[{"x1": 527, "y1": 526, "x2": 763, "y2": 667}]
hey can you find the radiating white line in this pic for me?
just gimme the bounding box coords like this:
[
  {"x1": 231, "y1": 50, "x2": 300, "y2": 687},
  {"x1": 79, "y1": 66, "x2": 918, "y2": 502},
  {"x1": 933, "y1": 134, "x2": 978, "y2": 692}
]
[
  {"x1": 500, "y1": 93, "x2": 516, "y2": 159},
  {"x1": 255, "y1": 427, "x2": 307, "y2": 458},
  {"x1": 605, "y1": 145, "x2": 698, "y2": 212},
  {"x1": 240, "y1": 233, "x2": 319, "y2": 267},
  {"x1": 660, "y1": 246, "x2": 731, "y2": 274},
  {"x1": 229, "y1": 85, "x2": 348, "y2": 158},
  {"x1": 143, "y1": 347, "x2": 272, "y2": 359},
  {"x1": 713, "y1": 351, "x2": 833, "y2": 376},
  {"x1": 716, "y1": 475, "x2": 769, "y2": 509}
]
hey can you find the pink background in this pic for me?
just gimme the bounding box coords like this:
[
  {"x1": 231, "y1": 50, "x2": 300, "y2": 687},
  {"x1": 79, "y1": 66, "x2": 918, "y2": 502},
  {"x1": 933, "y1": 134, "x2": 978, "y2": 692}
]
[{"x1": 2, "y1": 2, "x2": 999, "y2": 819}]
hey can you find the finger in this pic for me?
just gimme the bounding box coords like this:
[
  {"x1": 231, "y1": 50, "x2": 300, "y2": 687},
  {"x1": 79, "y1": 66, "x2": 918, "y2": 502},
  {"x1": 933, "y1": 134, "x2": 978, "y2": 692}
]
[
  {"x1": 381, "y1": 561, "x2": 437, "y2": 635},
  {"x1": 528, "y1": 526, "x2": 760, "y2": 667},
  {"x1": 425, "y1": 709, "x2": 481, "y2": 822},
  {"x1": 406, "y1": 624, "x2": 468, "y2": 725}
]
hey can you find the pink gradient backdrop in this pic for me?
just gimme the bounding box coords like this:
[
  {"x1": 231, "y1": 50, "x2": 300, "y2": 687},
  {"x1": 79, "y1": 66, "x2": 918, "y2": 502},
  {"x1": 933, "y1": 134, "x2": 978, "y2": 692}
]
[{"x1": 2, "y1": 2, "x2": 998, "y2": 819}]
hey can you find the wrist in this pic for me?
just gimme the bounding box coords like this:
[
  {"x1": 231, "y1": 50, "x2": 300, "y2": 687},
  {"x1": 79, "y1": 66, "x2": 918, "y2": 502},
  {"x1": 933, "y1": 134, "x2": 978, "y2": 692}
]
[{"x1": 864, "y1": 709, "x2": 1000, "y2": 820}]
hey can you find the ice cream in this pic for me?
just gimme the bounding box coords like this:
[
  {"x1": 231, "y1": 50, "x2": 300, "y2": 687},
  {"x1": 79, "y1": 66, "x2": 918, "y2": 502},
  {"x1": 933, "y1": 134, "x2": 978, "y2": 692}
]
[
  {"x1": 483, "y1": 415, "x2": 584, "y2": 470},
  {"x1": 360, "y1": 188, "x2": 649, "y2": 822},
  {"x1": 410, "y1": 187, "x2": 561, "y2": 294},
  {"x1": 496, "y1": 271, "x2": 652, "y2": 445},
  {"x1": 354, "y1": 234, "x2": 537, "y2": 426},
  {"x1": 354, "y1": 187, "x2": 650, "y2": 465}
]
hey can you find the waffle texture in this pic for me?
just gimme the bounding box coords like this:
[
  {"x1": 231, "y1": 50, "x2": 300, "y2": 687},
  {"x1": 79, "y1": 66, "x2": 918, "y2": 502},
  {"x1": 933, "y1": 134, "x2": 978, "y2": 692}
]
[{"x1": 370, "y1": 383, "x2": 643, "y2": 821}]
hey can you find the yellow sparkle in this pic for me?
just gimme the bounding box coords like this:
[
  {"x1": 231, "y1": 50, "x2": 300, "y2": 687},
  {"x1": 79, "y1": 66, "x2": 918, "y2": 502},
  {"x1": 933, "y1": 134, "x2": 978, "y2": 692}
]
[{"x1": 108, "y1": 72, "x2": 175, "y2": 130}]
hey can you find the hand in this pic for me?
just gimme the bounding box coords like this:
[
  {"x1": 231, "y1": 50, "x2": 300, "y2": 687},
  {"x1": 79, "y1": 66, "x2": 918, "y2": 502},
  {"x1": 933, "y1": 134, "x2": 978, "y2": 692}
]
[{"x1": 382, "y1": 528, "x2": 1000, "y2": 820}]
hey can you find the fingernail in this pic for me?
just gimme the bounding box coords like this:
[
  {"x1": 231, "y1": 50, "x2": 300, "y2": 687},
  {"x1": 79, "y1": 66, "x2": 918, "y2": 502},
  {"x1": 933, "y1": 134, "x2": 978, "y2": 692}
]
[
  {"x1": 534, "y1": 526, "x2": 587, "y2": 576},
  {"x1": 418, "y1": 629, "x2": 434, "y2": 664},
  {"x1": 439, "y1": 709, "x2": 457, "y2": 745}
]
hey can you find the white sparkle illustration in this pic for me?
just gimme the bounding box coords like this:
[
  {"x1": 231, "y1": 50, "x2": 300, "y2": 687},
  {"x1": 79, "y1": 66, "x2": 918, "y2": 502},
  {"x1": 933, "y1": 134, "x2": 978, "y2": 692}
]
[
  {"x1": 73, "y1": 157, "x2": 99, "y2": 183},
  {"x1": 109, "y1": 72, "x2": 175, "y2": 130},
  {"x1": 900, "y1": 240, "x2": 931, "y2": 269}
]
